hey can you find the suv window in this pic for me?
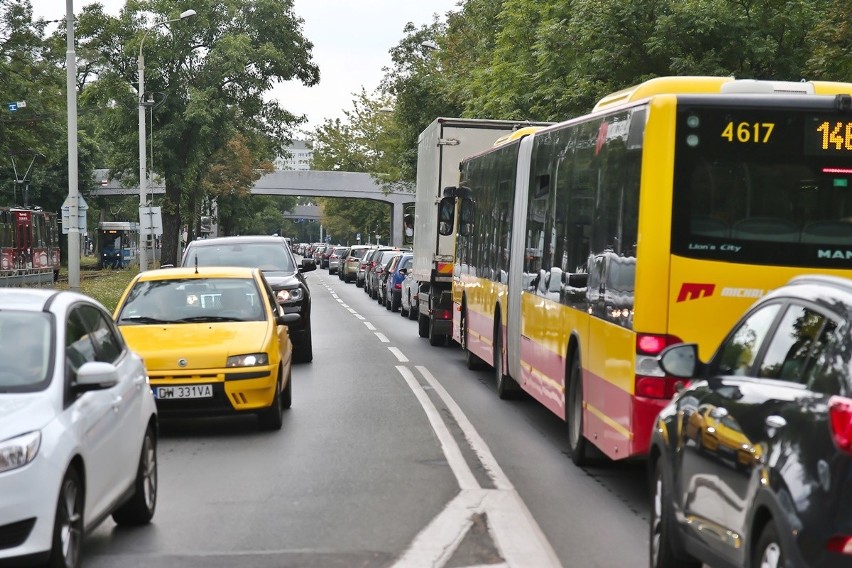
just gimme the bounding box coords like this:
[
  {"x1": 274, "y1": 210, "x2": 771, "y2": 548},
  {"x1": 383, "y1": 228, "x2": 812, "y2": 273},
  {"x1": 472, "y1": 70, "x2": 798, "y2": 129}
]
[
  {"x1": 713, "y1": 303, "x2": 781, "y2": 376},
  {"x1": 757, "y1": 304, "x2": 835, "y2": 383},
  {"x1": 184, "y1": 242, "x2": 296, "y2": 272}
]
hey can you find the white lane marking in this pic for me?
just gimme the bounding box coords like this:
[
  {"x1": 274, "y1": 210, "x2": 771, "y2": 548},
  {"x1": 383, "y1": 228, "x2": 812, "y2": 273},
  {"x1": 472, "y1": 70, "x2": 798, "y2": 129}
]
[
  {"x1": 354, "y1": 314, "x2": 365, "y2": 320},
  {"x1": 337, "y1": 298, "x2": 344, "y2": 303},
  {"x1": 341, "y1": 303, "x2": 349, "y2": 308},
  {"x1": 388, "y1": 347, "x2": 408, "y2": 362},
  {"x1": 374, "y1": 332, "x2": 390, "y2": 343},
  {"x1": 347, "y1": 307, "x2": 357, "y2": 314},
  {"x1": 394, "y1": 366, "x2": 479, "y2": 490},
  {"x1": 364, "y1": 322, "x2": 376, "y2": 331},
  {"x1": 391, "y1": 365, "x2": 563, "y2": 568},
  {"x1": 416, "y1": 366, "x2": 512, "y2": 490}
]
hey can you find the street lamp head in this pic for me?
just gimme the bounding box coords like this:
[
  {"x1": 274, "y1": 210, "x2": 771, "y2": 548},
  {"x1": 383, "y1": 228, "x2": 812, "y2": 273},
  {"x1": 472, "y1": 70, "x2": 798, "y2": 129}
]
[{"x1": 179, "y1": 9, "x2": 197, "y2": 20}]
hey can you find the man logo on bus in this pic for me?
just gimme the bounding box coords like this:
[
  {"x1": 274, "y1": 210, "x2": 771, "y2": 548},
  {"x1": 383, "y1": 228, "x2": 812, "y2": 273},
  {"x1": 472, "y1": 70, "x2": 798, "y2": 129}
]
[{"x1": 677, "y1": 283, "x2": 715, "y2": 302}]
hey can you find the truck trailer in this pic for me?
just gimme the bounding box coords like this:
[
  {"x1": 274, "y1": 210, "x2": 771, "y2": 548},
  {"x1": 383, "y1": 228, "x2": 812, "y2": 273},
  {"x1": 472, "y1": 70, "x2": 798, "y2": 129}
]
[{"x1": 412, "y1": 117, "x2": 552, "y2": 346}]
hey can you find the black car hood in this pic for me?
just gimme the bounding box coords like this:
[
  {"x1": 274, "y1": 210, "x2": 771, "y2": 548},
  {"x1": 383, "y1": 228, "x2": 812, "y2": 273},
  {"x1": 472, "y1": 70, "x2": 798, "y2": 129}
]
[{"x1": 263, "y1": 271, "x2": 300, "y2": 289}]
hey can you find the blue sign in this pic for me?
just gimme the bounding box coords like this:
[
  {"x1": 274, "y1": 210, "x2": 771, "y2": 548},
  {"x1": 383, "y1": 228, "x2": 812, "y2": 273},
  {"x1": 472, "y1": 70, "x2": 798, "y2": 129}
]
[{"x1": 7, "y1": 103, "x2": 17, "y2": 112}]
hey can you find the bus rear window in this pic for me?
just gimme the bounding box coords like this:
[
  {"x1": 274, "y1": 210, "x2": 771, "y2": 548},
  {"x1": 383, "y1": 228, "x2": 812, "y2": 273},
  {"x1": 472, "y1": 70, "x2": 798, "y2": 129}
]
[{"x1": 672, "y1": 105, "x2": 852, "y2": 268}]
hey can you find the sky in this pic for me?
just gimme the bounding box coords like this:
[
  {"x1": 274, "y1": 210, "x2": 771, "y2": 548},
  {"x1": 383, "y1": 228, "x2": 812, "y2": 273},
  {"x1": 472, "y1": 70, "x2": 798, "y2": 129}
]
[{"x1": 33, "y1": 0, "x2": 461, "y2": 133}]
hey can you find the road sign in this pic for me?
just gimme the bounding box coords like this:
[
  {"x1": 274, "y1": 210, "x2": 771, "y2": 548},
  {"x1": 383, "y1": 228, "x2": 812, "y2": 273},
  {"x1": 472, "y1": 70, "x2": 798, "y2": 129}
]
[
  {"x1": 60, "y1": 195, "x2": 89, "y2": 234},
  {"x1": 7, "y1": 103, "x2": 16, "y2": 112},
  {"x1": 139, "y1": 206, "x2": 163, "y2": 236}
]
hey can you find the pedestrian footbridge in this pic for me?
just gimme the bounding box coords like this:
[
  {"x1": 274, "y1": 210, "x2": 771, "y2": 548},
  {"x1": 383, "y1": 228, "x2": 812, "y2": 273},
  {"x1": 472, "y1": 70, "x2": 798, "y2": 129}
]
[{"x1": 90, "y1": 169, "x2": 415, "y2": 246}]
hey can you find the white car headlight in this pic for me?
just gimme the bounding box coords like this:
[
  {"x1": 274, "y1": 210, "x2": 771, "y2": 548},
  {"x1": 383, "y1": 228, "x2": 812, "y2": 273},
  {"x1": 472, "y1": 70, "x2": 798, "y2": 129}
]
[
  {"x1": 226, "y1": 353, "x2": 269, "y2": 367},
  {"x1": 276, "y1": 288, "x2": 303, "y2": 303},
  {"x1": 0, "y1": 431, "x2": 41, "y2": 473}
]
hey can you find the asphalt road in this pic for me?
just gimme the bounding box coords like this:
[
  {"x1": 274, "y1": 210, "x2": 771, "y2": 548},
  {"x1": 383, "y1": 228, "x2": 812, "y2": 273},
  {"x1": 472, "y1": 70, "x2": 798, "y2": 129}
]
[{"x1": 83, "y1": 269, "x2": 651, "y2": 568}]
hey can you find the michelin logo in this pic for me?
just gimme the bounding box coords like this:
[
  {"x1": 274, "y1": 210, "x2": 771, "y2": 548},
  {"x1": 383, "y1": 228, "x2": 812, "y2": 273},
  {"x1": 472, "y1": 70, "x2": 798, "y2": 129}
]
[
  {"x1": 677, "y1": 282, "x2": 765, "y2": 302},
  {"x1": 720, "y1": 287, "x2": 765, "y2": 298}
]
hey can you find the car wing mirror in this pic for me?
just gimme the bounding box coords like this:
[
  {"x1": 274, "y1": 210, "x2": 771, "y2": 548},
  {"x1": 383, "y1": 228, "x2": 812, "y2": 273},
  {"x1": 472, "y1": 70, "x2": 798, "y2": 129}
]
[
  {"x1": 658, "y1": 343, "x2": 700, "y2": 378},
  {"x1": 277, "y1": 313, "x2": 301, "y2": 325},
  {"x1": 72, "y1": 361, "x2": 120, "y2": 392}
]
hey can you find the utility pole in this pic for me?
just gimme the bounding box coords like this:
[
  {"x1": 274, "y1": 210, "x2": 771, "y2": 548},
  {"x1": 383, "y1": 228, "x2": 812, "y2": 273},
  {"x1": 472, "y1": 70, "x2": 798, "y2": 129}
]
[{"x1": 65, "y1": 0, "x2": 80, "y2": 291}]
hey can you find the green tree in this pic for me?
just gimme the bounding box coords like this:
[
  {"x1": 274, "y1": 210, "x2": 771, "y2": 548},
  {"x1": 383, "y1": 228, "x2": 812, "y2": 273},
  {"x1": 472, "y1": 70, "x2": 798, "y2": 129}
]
[
  {"x1": 0, "y1": 0, "x2": 99, "y2": 219},
  {"x1": 806, "y1": 0, "x2": 852, "y2": 79},
  {"x1": 309, "y1": 89, "x2": 402, "y2": 240},
  {"x1": 198, "y1": 133, "x2": 275, "y2": 236},
  {"x1": 73, "y1": 0, "x2": 319, "y2": 265}
]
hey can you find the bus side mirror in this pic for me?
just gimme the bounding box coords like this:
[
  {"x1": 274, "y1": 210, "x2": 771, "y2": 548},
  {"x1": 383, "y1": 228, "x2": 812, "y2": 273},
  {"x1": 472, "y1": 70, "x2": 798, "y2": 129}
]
[{"x1": 437, "y1": 196, "x2": 455, "y2": 236}]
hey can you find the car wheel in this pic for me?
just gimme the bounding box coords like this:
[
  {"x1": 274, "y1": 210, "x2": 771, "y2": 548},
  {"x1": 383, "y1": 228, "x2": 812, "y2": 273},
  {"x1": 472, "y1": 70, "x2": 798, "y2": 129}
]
[
  {"x1": 567, "y1": 354, "x2": 590, "y2": 466},
  {"x1": 258, "y1": 370, "x2": 284, "y2": 431},
  {"x1": 494, "y1": 321, "x2": 518, "y2": 398},
  {"x1": 293, "y1": 324, "x2": 313, "y2": 363},
  {"x1": 462, "y1": 305, "x2": 486, "y2": 370},
  {"x1": 400, "y1": 300, "x2": 409, "y2": 317},
  {"x1": 649, "y1": 458, "x2": 700, "y2": 568},
  {"x1": 409, "y1": 297, "x2": 418, "y2": 321},
  {"x1": 112, "y1": 426, "x2": 157, "y2": 526},
  {"x1": 391, "y1": 294, "x2": 400, "y2": 312},
  {"x1": 281, "y1": 366, "x2": 293, "y2": 410},
  {"x1": 47, "y1": 468, "x2": 84, "y2": 568},
  {"x1": 753, "y1": 521, "x2": 784, "y2": 568}
]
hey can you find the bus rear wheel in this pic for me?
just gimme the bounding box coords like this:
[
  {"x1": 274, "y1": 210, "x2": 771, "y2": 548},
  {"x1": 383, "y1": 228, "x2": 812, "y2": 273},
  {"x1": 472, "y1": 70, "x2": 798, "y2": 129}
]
[{"x1": 567, "y1": 354, "x2": 589, "y2": 466}]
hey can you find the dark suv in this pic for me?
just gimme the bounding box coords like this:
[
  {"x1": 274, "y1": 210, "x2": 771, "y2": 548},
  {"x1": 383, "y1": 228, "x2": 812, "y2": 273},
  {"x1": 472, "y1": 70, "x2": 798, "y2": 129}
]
[{"x1": 180, "y1": 236, "x2": 316, "y2": 362}]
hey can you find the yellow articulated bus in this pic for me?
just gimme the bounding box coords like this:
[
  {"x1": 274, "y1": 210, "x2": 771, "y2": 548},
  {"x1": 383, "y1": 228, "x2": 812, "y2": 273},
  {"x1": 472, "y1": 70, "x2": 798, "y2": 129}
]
[{"x1": 450, "y1": 76, "x2": 852, "y2": 465}]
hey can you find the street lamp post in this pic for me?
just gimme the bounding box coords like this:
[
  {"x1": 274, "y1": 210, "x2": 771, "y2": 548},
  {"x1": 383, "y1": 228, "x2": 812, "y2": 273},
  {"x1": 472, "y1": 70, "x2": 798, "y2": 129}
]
[{"x1": 138, "y1": 8, "x2": 195, "y2": 272}]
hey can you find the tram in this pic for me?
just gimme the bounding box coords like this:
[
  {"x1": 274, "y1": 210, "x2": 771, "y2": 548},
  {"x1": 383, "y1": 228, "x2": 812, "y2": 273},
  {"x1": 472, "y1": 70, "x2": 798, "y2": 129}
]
[
  {"x1": 0, "y1": 207, "x2": 61, "y2": 281},
  {"x1": 97, "y1": 221, "x2": 139, "y2": 268}
]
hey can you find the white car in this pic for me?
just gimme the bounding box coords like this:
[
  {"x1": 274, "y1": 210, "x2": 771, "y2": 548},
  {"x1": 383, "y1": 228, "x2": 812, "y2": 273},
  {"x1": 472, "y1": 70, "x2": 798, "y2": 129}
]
[{"x1": 0, "y1": 289, "x2": 158, "y2": 567}]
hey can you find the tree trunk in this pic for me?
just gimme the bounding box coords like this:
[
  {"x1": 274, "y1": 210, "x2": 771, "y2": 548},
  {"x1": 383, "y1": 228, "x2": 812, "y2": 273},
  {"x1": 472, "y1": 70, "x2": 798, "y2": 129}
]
[{"x1": 161, "y1": 185, "x2": 183, "y2": 266}]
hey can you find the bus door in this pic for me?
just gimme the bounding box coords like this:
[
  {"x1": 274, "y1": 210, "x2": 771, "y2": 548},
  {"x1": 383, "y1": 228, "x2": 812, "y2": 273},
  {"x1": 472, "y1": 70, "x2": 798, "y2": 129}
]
[{"x1": 13, "y1": 211, "x2": 32, "y2": 269}]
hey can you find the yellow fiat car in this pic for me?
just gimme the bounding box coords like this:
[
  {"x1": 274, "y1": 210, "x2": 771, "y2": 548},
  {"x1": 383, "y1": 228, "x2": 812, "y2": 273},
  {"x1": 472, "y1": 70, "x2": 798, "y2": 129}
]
[{"x1": 114, "y1": 267, "x2": 295, "y2": 430}]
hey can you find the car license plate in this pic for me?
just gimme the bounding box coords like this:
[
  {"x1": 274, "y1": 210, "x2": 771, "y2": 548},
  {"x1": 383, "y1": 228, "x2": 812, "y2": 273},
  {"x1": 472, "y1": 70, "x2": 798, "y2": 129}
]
[{"x1": 154, "y1": 384, "x2": 213, "y2": 399}]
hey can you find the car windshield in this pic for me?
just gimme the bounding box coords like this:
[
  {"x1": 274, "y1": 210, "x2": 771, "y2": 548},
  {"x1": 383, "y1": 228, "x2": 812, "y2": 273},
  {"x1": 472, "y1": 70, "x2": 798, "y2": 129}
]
[
  {"x1": 185, "y1": 242, "x2": 296, "y2": 272},
  {"x1": 0, "y1": 311, "x2": 52, "y2": 390},
  {"x1": 117, "y1": 278, "x2": 265, "y2": 324}
]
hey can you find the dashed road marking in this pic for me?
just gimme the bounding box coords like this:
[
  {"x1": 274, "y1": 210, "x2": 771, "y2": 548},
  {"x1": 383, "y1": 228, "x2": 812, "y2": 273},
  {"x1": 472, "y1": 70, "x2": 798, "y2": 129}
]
[{"x1": 388, "y1": 347, "x2": 408, "y2": 362}]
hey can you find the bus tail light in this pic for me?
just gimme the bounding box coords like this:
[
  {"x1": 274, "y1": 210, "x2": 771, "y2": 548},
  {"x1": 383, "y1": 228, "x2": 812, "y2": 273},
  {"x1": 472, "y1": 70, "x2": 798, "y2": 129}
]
[
  {"x1": 635, "y1": 334, "x2": 683, "y2": 399},
  {"x1": 434, "y1": 309, "x2": 451, "y2": 320},
  {"x1": 826, "y1": 535, "x2": 852, "y2": 554},
  {"x1": 828, "y1": 396, "x2": 852, "y2": 454}
]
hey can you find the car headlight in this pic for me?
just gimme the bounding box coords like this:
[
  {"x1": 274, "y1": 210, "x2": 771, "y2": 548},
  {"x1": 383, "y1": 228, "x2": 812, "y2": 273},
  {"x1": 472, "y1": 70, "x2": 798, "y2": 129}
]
[
  {"x1": 226, "y1": 353, "x2": 269, "y2": 367},
  {"x1": 276, "y1": 288, "x2": 303, "y2": 303},
  {"x1": 0, "y1": 431, "x2": 41, "y2": 474}
]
